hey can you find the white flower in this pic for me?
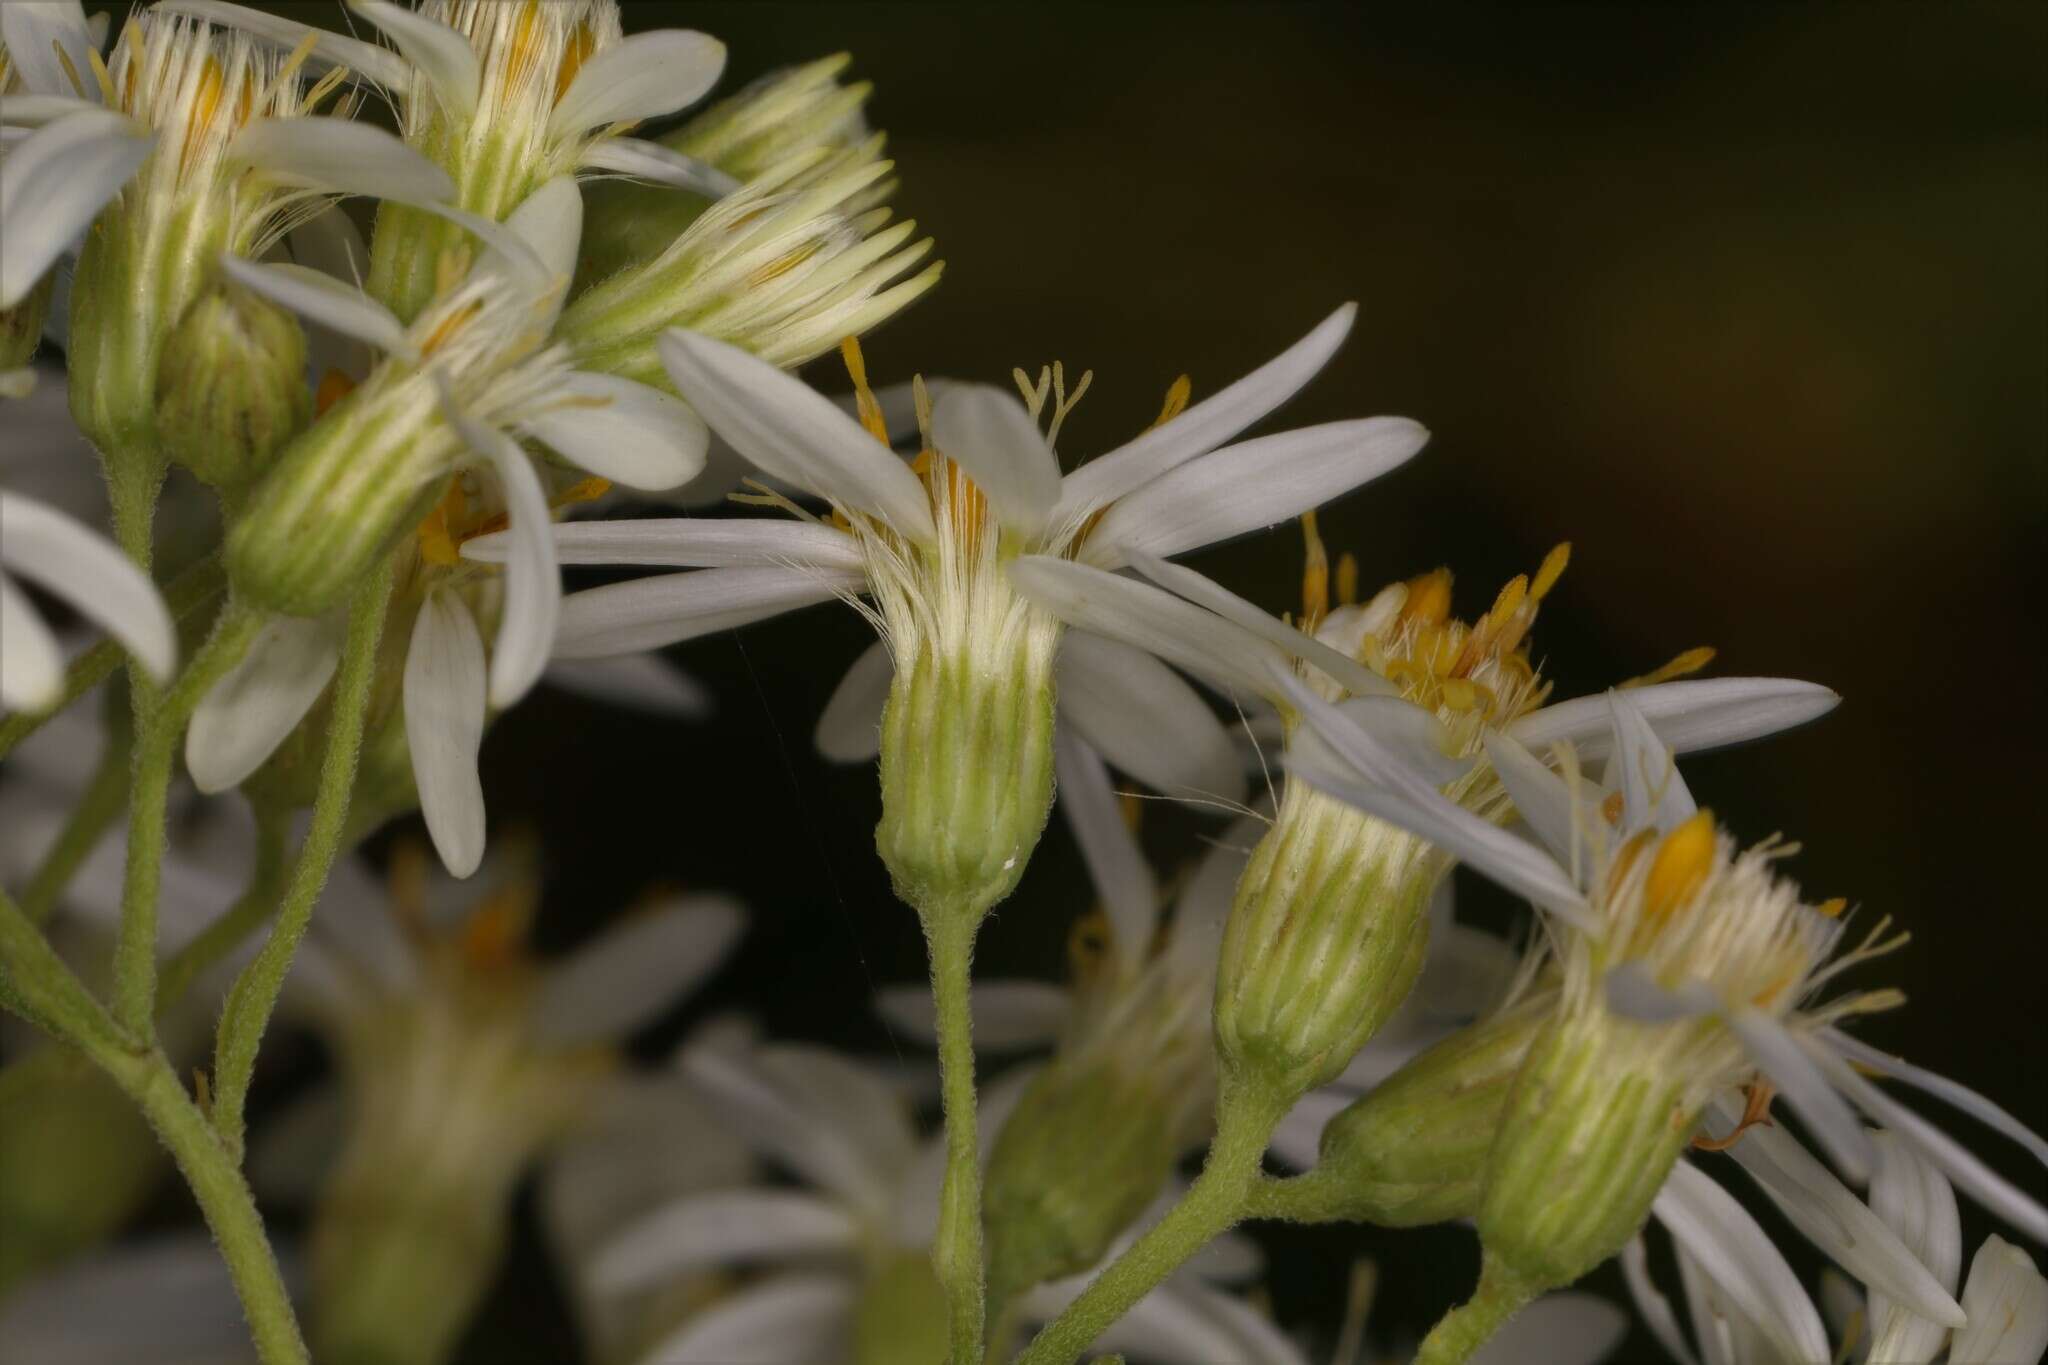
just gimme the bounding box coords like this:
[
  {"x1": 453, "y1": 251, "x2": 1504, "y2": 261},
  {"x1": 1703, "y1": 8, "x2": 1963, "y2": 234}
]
[
  {"x1": 0, "y1": 1233, "x2": 267, "y2": 1365},
  {"x1": 590, "y1": 1035, "x2": 1303, "y2": 1365},
  {"x1": 467, "y1": 304, "x2": 1421, "y2": 807},
  {"x1": 0, "y1": 490, "x2": 174, "y2": 714}
]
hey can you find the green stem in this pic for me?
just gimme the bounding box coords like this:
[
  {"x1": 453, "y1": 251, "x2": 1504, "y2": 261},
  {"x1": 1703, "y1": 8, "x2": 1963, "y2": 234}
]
[
  {"x1": 1012, "y1": 1074, "x2": 1290, "y2": 1365},
  {"x1": 85, "y1": 1038, "x2": 308, "y2": 1365},
  {"x1": 112, "y1": 602, "x2": 262, "y2": 1036},
  {"x1": 0, "y1": 554, "x2": 223, "y2": 760},
  {"x1": 923, "y1": 910, "x2": 986, "y2": 1365},
  {"x1": 0, "y1": 886, "x2": 128, "y2": 1051},
  {"x1": 1240, "y1": 1168, "x2": 1354, "y2": 1224},
  {"x1": 1413, "y1": 1251, "x2": 1540, "y2": 1365},
  {"x1": 211, "y1": 562, "x2": 389, "y2": 1157},
  {"x1": 156, "y1": 802, "x2": 291, "y2": 1014},
  {"x1": 19, "y1": 720, "x2": 132, "y2": 926}
]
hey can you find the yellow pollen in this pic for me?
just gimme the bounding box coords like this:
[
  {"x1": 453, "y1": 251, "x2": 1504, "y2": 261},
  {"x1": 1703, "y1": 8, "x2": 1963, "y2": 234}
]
[
  {"x1": 750, "y1": 240, "x2": 822, "y2": 288},
  {"x1": 1300, "y1": 511, "x2": 1330, "y2": 627},
  {"x1": 315, "y1": 368, "x2": 356, "y2": 416},
  {"x1": 1438, "y1": 677, "x2": 1488, "y2": 713},
  {"x1": 507, "y1": 0, "x2": 545, "y2": 92},
  {"x1": 1400, "y1": 569, "x2": 1454, "y2": 630},
  {"x1": 1149, "y1": 374, "x2": 1192, "y2": 430},
  {"x1": 555, "y1": 23, "x2": 596, "y2": 104},
  {"x1": 460, "y1": 883, "x2": 537, "y2": 973},
  {"x1": 1335, "y1": 552, "x2": 1359, "y2": 606},
  {"x1": 1532, "y1": 541, "x2": 1571, "y2": 601},
  {"x1": 553, "y1": 476, "x2": 612, "y2": 510},
  {"x1": 416, "y1": 479, "x2": 467, "y2": 567},
  {"x1": 1643, "y1": 811, "x2": 1717, "y2": 927},
  {"x1": 1605, "y1": 826, "x2": 1658, "y2": 897},
  {"x1": 1622, "y1": 646, "x2": 1718, "y2": 690},
  {"x1": 1816, "y1": 897, "x2": 1848, "y2": 919},
  {"x1": 1600, "y1": 790, "x2": 1625, "y2": 826},
  {"x1": 839, "y1": 336, "x2": 890, "y2": 445}
]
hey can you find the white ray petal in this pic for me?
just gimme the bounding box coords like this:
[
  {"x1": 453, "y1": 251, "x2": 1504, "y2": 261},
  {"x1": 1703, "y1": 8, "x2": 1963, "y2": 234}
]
[
  {"x1": 1482, "y1": 730, "x2": 1582, "y2": 869},
  {"x1": 579, "y1": 137, "x2": 742, "y2": 197},
  {"x1": 0, "y1": 3, "x2": 98, "y2": 102},
  {"x1": 1602, "y1": 963, "x2": 1721, "y2": 1023},
  {"x1": 1713, "y1": 1106, "x2": 1963, "y2": 1328},
  {"x1": 549, "y1": 30, "x2": 727, "y2": 138},
  {"x1": 522, "y1": 373, "x2": 707, "y2": 492},
  {"x1": 151, "y1": 1, "x2": 410, "y2": 88},
  {"x1": 468, "y1": 517, "x2": 861, "y2": 571},
  {"x1": 531, "y1": 896, "x2": 743, "y2": 1048},
  {"x1": 1865, "y1": 1130, "x2": 1963, "y2": 1364},
  {"x1": 554, "y1": 564, "x2": 862, "y2": 659},
  {"x1": 448, "y1": 410, "x2": 559, "y2": 707},
  {"x1": 1511, "y1": 677, "x2": 1841, "y2": 758},
  {"x1": 1090, "y1": 416, "x2": 1425, "y2": 564},
  {"x1": 1951, "y1": 1236, "x2": 2048, "y2": 1365},
  {"x1": 1472, "y1": 1294, "x2": 1628, "y2": 1365},
  {"x1": 1729, "y1": 1007, "x2": 1876, "y2": 1182},
  {"x1": 228, "y1": 116, "x2": 454, "y2": 206},
  {"x1": 218, "y1": 256, "x2": 409, "y2": 356},
  {"x1": 593, "y1": 1189, "x2": 859, "y2": 1294},
  {"x1": 1652, "y1": 1161, "x2": 1831, "y2": 1365},
  {"x1": 350, "y1": 0, "x2": 479, "y2": 115},
  {"x1": 0, "y1": 574, "x2": 63, "y2": 713},
  {"x1": 874, "y1": 979, "x2": 1072, "y2": 1052},
  {"x1": 639, "y1": 1272, "x2": 851, "y2": 1365},
  {"x1": 0, "y1": 1234, "x2": 259, "y2": 1365},
  {"x1": 1292, "y1": 694, "x2": 1468, "y2": 788},
  {"x1": 1056, "y1": 630, "x2": 1247, "y2": 806},
  {"x1": 484, "y1": 175, "x2": 583, "y2": 306},
  {"x1": 930, "y1": 382, "x2": 1062, "y2": 537},
  {"x1": 659, "y1": 330, "x2": 935, "y2": 539},
  {"x1": 184, "y1": 613, "x2": 341, "y2": 793},
  {"x1": 1824, "y1": 1029, "x2": 2048, "y2": 1171},
  {"x1": 542, "y1": 655, "x2": 709, "y2": 718},
  {"x1": 0, "y1": 492, "x2": 174, "y2": 682},
  {"x1": 1621, "y1": 1237, "x2": 1703, "y2": 1365},
  {"x1": 0, "y1": 112, "x2": 151, "y2": 308},
  {"x1": 404, "y1": 589, "x2": 488, "y2": 878},
  {"x1": 1606, "y1": 689, "x2": 1697, "y2": 828},
  {"x1": 1055, "y1": 304, "x2": 1357, "y2": 520},
  {"x1": 1056, "y1": 730, "x2": 1159, "y2": 965},
  {"x1": 815, "y1": 639, "x2": 892, "y2": 762}
]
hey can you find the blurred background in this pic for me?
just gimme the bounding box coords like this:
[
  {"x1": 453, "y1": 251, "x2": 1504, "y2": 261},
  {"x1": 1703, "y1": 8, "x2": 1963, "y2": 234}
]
[{"x1": 86, "y1": 2, "x2": 2048, "y2": 1359}]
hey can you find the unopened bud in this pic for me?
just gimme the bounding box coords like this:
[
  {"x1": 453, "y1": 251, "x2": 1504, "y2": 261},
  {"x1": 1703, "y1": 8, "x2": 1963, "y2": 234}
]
[{"x1": 156, "y1": 279, "x2": 311, "y2": 494}]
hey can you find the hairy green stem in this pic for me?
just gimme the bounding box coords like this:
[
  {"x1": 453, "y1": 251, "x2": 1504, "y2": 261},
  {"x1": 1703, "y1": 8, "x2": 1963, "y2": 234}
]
[
  {"x1": 211, "y1": 563, "x2": 389, "y2": 1156},
  {"x1": 19, "y1": 721, "x2": 132, "y2": 926},
  {"x1": 923, "y1": 910, "x2": 986, "y2": 1365},
  {"x1": 157, "y1": 802, "x2": 290, "y2": 1014},
  {"x1": 112, "y1": 602, "x2": 262, "y2": 1036},
  {"x1": 1012, "y1": 1075, "x2": 1290, "y2": 1365},
  {"x1": 1413, "y1": 1251, "x2": 1540, "y2": 1365},
  {"x1": 1239, "y1": 1168, "x2": 1354, "y2": 1224},
  {"x1": 0, "y1": 886, "x2": 127, "y2": 1050}
]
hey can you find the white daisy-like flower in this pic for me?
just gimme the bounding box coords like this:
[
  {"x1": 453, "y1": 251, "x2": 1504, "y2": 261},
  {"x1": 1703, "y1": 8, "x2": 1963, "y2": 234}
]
[
  {"x1": 0, "y1": 490, "x2": 174, "y2": 715},
  {"x1": 257, "y1": 845, "x2": 744, "y2": 1365},
  {"x1": 191, "y1": 176, "x2": 707, "y2": 874},
  {"x1": 589, "y1": 1034, "x2": 1304, "y2": 1365},
  {"x1": 468, "y1": 305, "x2": 1418, "y2": 813},
  {"x1": 163, "y1": 0, "x2": 728, "y2": 321}
]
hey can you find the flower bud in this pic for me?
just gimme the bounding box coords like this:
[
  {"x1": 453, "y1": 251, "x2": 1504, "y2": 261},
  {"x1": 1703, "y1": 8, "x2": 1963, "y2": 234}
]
[
  {"x1": 1213, "y1": 782, "x2": 1442, "y2": 1105},
  {"x1": 1312, "y1": 995, "x2": 1549, "y2": 1227},
  {"x1": 875, "y1": 647, "x2": 1056, "y2": 921},
  {"x1": 983, "y1": 1059, "x2": 1179, "y2": 1302},
  {"x1": 155, "y1": 278, "x2": 311, "y2": 494}
]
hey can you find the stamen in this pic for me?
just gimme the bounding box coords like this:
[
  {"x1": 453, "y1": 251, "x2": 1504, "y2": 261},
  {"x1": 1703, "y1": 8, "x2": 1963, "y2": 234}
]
[
  {"x1": 1621, "y1": 646, "x2": 1718, "y2": 690},
  {"x1": 838, "y1": 336, "x2": 890, "y2": 444},
  {"x1": 1045, "y1": 363, "x2": 1093, "y2": 448},
  {"x1": 1643, "y1": 810, "x2": 1717, "y2": 926},
  {"x1": 1815, "y1": 897, "x2": 1848, "y2": 919},
  {"x1": 556, "y1": 23, "x2": 597, "y2": 105},
  {"x1": 315, "y1": 368, "x2": 357, "y2": 415},
  {"x1": 51, "y1": 39, "x2": 88, "y2": 100},
  {"x1": 1531, "y1": 541, "x2": 1571, "y2": 600},
  {"x1": 416, "y1": 479, "x2": 466, "y2": 566},
  {"x1": 1148, "y1": 374, "x2": 1192, "y2": 430},
  {"x1": 1335, "y1": 552, "x2": 1359, "y2": 607},
  {"x1": 461, "y1": 881, "x2": 537, "y2": 973},
  {"x1": 1400, "y1": 569, "x2": 1453, "y2": 628},
  {"x1": 84, "y1": 46, "x2": 118, "y2": 109},
  {"x1": 1300, "y1": 511, "x2": 1330, "y2": 627},
  {"x1": 1067, "y1": 909, "x2": 1111, "y2": 980},
  {"x1": 1600, "y1": 791, "x2": 1625, "y2": 826},
  {"x1": 420, "y1": 300, "x2": 482, "y2": 357}
]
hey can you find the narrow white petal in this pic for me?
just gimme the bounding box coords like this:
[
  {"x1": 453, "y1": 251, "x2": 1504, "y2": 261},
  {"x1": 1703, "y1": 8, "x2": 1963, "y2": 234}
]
[
  {"x1": 350, "y1": 1, "x2": 479, "y2": 115},
  {"x1": 1055, "y1": 730, "x2": 1159, "y2": 965},
  {"x1": 549, "y1": 30, "x2": 727, "y2": 138},
  {"x1": 1603, "y1": 964, "x2": 1721, "y2": 1023},
  {"x1": 1951, "y1": 1236, "x2": 2048, "y2": 1365},
  {"x1": 1090, "y1": 417, "x2": 1425, "y2": 564},
  {"x1": 658, "y1": 330, "x2": 934, "y2": 539},
  {"x1": 1011, "y1": 555, "x2": 1282, "y2": 701},
  {"x1": 930, "y1": 382, "x2": 1062, "y2": 536},
  {"x1": 0, "y1": 574, "x2": 64, "y2": 712},
  {"x1": 1652, "y1": 1161, "x2": 1831, "y2": 1365},
  {"x1": 1864, "y1": 1130, "x2": 1964, "y2": 1364},
  {"x1": 467, "y1": 517, "x2": 862, "y2": 571},
  {"x1": 1825, "y1": 1029, "x2": 2048, "y2": 1171},
  {"x1": 542, "y1": 655, "x2": 710, "y2": 718},
  {"x1": 522, "y1": 373, "x2": 708, "y2": 492},
  {"x1": 151, "y1": 1, "x2": 410, "y2": 88},
  {"x1": 815, "y1": 639, "x2": 892, "y2": 762},
  {"x1": 554, "y1": 564, "x2": 862, "y2": 659},
  {"x1": 1621, "y1": 1237, "x2": 1703, "y2": 1365},
  {"x1": 875, "y1": 979, "x2": 1072, "y2": 1052},
  {"x1": 1482, "y1": 730, "x2": 1583, "y2": 869},
  {"x1": 638, "y1": 1273, "x2": 851, "y2": 1365},
  {"x1": 1165, "y1": 815, "x2": 1260, "y2": 980},
  {"x1": 593, "y1": 1189, "x2": 859, "y2": 1294},
  {"x1": 404, "y1": 590, "x2": 488, "y2": 878},
  {"x1": 228, "y1": 116, "x2": 454, "y2": 207},
  {"x1": 0, "y1": 492, "x2": 174, "y2": 682},
  {"x1": 1607, "y1": 689, "x2": 1697, "y2": 828},
  {"x1": 1471, "y1": 1293, "x2": 1628, "y2": 1365},
  {"x1": 0, "y1": 92, "x2": 103, "y2": 127},
  {"x1": 486, "y1": 175, "x2": 583, "y2": 302},
  {"x1": 0, "y1": 1233, "x2": 257, "y2": 1365},
  {"x1": 1819, "y1": 1044, "x2": 2048, "y2": 1243},
  {"x1": 1511, "y1": 677, "x2": 1841, "y2": 758},
  {"x1": 184, "y1": 613, "x2": 341, "y2": 793},
  {"x1": 0, "y1": 112, "x2": 151, "y2": 308},
  {"x1": 1055, "y1": 303, "x2": 1358, "y2": 520},
  {"x1": 579, "y1": 137, "x2": 742, "y2": 197},
  {"x1": 531, "y1": 896, "x2": 744, "y2": 1048},
  {"x1": 219, "y1": 256, "x2": 409, "y2": 356},
  {"x1": 1729, "y1": 1008, "x2": 1876, "y2": 1182},
  {"x1": 1056, "y1": 630, "x2": 1247, "y2": 806},
  {"x1": 449, "y1": 411, "x2": 559, "y2": 706},
  {"x1": 1293, "y1": 694, "x2": 1468, "y2": 788},
  {"x1": 1714, "y1": 1107, "x2": 1963, "y2": 1328},
  {"x1": 0, "y1": 3, "x2": 97, "y2": 102}
]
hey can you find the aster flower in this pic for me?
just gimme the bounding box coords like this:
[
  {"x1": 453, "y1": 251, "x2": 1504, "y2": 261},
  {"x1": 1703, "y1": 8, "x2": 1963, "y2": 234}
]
[
  {"x1": 589, "y1": 1033, "x2": 1303, "y2": 1365},
  {"x1": 190, "y1": 176, "x2": 705, "y2": 873}
]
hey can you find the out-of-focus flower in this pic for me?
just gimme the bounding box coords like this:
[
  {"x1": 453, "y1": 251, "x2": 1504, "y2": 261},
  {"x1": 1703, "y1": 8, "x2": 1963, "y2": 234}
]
[{"x1": 0, "y1": 1233, "x2": 269, "y2": 1365}]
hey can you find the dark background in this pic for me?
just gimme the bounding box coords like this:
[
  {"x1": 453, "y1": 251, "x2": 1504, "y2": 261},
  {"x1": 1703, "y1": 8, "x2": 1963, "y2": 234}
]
[{"x1": 248, "y1": 3, "x2": 2045, "y2": 1360}]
